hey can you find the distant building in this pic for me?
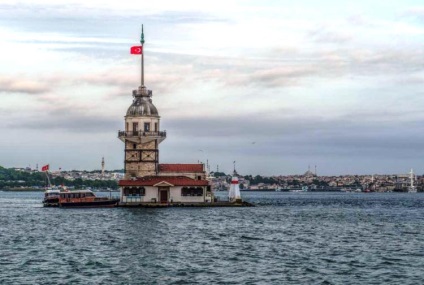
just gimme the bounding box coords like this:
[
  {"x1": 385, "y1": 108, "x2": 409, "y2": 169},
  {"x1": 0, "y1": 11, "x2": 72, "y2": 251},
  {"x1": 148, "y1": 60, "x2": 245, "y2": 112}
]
[{"x1": 303, "y1": 165, "x2": 316, "y2": 178}]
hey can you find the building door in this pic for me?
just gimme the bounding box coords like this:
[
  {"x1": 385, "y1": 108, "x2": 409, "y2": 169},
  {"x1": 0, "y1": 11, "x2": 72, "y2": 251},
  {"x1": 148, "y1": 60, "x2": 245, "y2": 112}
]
[
  {"x1": 160, "y1": 190, "x2": 168, "y2": 203},
  {"x1": 158, "y1": 186, "x2": 169, "y2": 203}
]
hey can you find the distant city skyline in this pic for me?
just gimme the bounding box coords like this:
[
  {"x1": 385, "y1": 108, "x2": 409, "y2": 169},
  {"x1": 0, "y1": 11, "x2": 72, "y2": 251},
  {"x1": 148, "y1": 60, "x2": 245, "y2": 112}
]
[{"x1": 1, "y1": 0, "x2": 424, "y2": 175}]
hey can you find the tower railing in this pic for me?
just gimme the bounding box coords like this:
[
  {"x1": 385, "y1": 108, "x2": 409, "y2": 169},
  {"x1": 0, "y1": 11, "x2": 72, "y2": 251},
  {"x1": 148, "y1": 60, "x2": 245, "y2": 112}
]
[{"x1": 118, "y1": 130, "x2": 167, "y2": 138}]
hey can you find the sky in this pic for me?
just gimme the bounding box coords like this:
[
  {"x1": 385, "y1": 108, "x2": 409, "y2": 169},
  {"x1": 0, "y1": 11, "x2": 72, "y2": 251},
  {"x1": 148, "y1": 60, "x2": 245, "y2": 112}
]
[{"x1": 1, "y1": 0, "x2": 424, "y2": 175}]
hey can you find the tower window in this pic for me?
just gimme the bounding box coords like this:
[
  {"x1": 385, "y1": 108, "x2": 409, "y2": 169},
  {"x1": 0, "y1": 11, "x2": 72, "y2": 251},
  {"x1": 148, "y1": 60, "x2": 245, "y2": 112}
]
[
  {"x1": 144, "y1": 122, "x2": 150, "y2": 132},
  {"x1": 133, "y1": 122, "x2": 138, "y2": 135},
  {"x1": 133, "y1": 144, "x2": 137, "y2": 149},
  {"x1": 126, "y1": 122, "x2": 129, "y2": 131},
  {"x1": 154, "y1": 122, "x2": 158, "y2": 132}
]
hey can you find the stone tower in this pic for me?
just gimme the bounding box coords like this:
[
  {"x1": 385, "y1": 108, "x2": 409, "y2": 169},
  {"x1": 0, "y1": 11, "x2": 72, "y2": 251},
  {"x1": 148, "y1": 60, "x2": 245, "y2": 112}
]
[{"x1": 118, "y1": 26, "x2": 166, "y2": 178}]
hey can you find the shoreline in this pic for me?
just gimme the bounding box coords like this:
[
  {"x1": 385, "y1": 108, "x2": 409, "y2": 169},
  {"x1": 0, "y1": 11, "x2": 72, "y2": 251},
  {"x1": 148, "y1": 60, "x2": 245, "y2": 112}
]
[{"x1": 1, "y1": 188, "x2": 119, "y2": 192}]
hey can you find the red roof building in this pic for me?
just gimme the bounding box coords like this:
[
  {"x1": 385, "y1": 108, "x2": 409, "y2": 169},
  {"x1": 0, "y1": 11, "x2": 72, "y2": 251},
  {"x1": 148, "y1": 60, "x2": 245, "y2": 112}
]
[
  {"x1": 119, "y1": 176, "x2": 209, "y2": 187},
  {"x1": 159, "y1": 164, "x2": 204, "y2": 173}
]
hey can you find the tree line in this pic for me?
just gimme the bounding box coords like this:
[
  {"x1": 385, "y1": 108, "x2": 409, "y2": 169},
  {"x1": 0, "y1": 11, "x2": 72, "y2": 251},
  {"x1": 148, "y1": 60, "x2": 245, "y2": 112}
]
[{"x1": 0, "y1": 166, "x2": 118, "y2": 190}]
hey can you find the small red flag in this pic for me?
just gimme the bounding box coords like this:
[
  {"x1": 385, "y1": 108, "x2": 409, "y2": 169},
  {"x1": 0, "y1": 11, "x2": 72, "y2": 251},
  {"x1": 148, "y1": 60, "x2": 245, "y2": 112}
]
[
  {"x1": 130, "y1": 46, "x2": 142, "y2": 54},
  {"x1": 41, "y1": 164, "x2": 49, "y2": 171}
]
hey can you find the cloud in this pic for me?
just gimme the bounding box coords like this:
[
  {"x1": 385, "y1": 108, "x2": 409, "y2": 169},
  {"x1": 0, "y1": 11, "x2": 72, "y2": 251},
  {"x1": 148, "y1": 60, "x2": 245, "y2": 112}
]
[
  {"x1": 161, "y1": 109, "x2": 424, "y2": 162},
  {"x1": 0, "y1": 76, "x2": 51, "y2": 94},
  {"x1": 191, "y1": 53, "x2": 348, "y2": 88},
  {"x1": 393, "y1": 74, "x2": 424, "y2": 85},
  {"x1": 346, "y1": 14, "x2": 371, "y2": 26},
  {"x1": 144, "y1": 11, "x2": 229, "y2": 24},
  {"x1": 308, "y1": 27, "x2": 352, "y2": 43},
  {"x1": 81, "y1": 71, "x2": 136, "y2": 87},
  {"x1": 0, "y1": 3, "x2": 228, "y2": 38},
  {"x1": 6, "y1": 110, "x2": 120, "y2": 133},
  {"x1": 77, "y1": 63, "x2": 190, "y2": 95},
  {"x1": 403, "y1": 6, "x2": 424, "y2": 21},
  {"x1": 350, "y1": 48, "x2": 424, "y2": 75},
  {"x1": 2, "y1": 0, "x2": 424, "y2": 174}
]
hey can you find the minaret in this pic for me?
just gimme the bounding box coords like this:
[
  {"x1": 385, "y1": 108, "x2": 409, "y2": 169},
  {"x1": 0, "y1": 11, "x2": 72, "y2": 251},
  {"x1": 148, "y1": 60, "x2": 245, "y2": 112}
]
[
  {"x1": 101, "y1": 157, "x2": 105, "y2": 177},
  {"x1": 118, "y1": 26, "x2": 166, "y2": 178},
  {"x1": 410, "y1": 168, "x2": 414, "y2": 189}
]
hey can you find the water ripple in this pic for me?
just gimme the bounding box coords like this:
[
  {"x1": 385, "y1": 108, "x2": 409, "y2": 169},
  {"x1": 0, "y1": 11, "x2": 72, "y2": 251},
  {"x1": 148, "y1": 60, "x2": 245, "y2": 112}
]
[{"x1": 1, "y1": 191, "x2": 424, "y2": 284}]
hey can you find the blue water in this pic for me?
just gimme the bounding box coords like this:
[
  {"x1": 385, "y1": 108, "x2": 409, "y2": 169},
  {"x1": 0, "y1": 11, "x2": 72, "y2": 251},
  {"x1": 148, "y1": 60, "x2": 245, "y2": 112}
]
[{"x1": 1, "y1": 191, "x2": 424, "y2": 284}]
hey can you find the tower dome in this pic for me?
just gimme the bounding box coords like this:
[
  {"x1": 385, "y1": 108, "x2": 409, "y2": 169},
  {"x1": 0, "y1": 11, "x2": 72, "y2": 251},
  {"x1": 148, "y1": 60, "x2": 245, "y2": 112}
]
[
  {"x1": 126, "y1": 87, "x2": 159, "y2": 117},
  {"x1": 126, "y1": 98, "x2": 159, "y2": 116}
]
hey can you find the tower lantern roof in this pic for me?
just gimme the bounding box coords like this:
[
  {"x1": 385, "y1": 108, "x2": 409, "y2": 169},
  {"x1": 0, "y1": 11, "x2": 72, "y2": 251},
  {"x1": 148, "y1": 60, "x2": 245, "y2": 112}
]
[{"x1": 126, "y1": 92, "x2": 159, "y2": 117}]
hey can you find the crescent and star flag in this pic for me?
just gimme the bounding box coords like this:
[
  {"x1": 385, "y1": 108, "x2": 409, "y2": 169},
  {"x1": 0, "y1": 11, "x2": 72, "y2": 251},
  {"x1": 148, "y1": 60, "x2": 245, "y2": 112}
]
[
  {"x1": 130, "y1": 46, "x2": 142, "y2": 54},
  {"x1": 41, "y1": 164, "x2": 49, "y2": 172}
]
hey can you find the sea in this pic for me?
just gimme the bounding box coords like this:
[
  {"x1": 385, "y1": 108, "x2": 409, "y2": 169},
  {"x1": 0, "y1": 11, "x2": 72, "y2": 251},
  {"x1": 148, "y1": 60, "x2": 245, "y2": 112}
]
[{"x1": 0, "y1": 191, "x2": 423, "y2": 285}]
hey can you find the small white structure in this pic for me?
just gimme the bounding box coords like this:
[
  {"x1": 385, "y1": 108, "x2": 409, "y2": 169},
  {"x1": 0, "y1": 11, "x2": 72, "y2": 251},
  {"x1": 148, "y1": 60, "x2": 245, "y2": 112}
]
[{"x1": 229, "y1": 175, "x2": 241, "y2": 202}]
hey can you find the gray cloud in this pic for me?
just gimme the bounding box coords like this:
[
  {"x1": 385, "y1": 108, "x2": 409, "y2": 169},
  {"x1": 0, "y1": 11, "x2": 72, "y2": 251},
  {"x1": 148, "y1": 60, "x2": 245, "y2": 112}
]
[
  {"x1": 6, "y1": 112, "x2": 121, "y2": 133},
  {"x1": 2, "y1": 2, "x2": 424, "y2": 175},
  {"x1": 156, "y1": 109, "x2": 424, "y2": 175},
  {"x1": 162, "y1": 110, "x2": 420, "y2": 140},
  {"x1": 0, "y1": 3, "x2": 228, "y2": 37},
  {"x1": 2, "y1": 95, "x2": 122, "y2": 133},
  {"x1": 190, "y1": 46, "x2": 424, "y2": 88},
  {"x1": 145, "y1": 11, "x2": 229, "y2": 24}
]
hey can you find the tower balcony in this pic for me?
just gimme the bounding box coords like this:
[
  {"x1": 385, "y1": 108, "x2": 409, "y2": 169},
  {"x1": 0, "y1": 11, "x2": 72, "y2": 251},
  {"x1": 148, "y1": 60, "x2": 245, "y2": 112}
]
[{"x1": 118, "y1": 130, "x2": 166, "y2": 144}]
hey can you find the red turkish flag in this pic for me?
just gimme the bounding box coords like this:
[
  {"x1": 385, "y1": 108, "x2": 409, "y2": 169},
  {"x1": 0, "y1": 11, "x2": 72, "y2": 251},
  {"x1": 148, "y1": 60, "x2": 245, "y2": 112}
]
[
  {"x1": 41, "y1": 164, "x2": 49, "y2": 171},
  {"x1": 130, "y1": 46, "x2": 142, "y2": 54}
]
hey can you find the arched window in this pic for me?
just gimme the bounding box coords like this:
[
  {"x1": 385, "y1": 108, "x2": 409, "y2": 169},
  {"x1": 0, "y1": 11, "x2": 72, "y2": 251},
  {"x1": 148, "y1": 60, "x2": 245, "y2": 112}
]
[
  {"x1": 181, "y1": 187, "x2": 189, "y2": 196},
  {"x1": 194, "y1": 187, "x2": 203, "y2": 196},
  {"x1": 138, "y1": 187, "x2": 146, "y2": 196},
  {"x1": 181, "y1": 187, "x2": 203, "y2": 196},
  {"x1": 124, "y1": 186, "x2": 146, "y2": 196}
]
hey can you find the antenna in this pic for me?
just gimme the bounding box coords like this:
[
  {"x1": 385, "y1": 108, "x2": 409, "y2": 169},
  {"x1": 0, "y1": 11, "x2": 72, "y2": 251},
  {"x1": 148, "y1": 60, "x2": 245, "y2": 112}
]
[{"x1": 141, "y1": 24, "x2": 145, "y2": 86}]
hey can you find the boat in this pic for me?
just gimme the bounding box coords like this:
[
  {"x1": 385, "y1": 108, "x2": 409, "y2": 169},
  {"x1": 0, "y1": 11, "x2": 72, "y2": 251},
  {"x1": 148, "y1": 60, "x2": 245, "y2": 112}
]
[
  {"x1": 43, "y1": 189, "x2": 61, "y2": 207},
  {"x1": 58, "y1": 190, "x2": 119, "y2": 207},
  {"x1": 41, "y1": 168, "x2": 62, "y2": 207},
  {"x1": 43, "y1": 189, "x2": 119, "y2": 207}
]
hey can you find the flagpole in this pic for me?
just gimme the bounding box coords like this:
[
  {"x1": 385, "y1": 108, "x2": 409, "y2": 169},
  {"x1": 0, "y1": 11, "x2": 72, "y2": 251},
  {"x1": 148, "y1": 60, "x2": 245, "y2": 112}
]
[{"x1": 141, "y1": 24, "x2": 145, "y2": 86}]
